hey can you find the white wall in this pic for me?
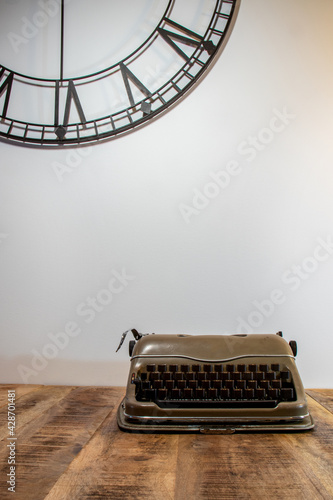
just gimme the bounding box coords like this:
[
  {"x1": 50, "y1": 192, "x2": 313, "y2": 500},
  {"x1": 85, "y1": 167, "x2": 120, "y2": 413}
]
[{"x1": 1, "y1": 0, "x2": 333, "y2": 388}]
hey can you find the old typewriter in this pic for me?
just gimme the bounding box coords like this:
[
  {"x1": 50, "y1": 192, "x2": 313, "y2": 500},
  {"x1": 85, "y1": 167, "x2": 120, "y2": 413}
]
[{"x1": 116, "y1": 329, "x2": 314, "y2": 433}]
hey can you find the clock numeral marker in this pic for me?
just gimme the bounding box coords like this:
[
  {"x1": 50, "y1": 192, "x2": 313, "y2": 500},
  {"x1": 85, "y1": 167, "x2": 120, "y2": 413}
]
[
  {"x1": 120, "y1": 63, "x2": 152, "y2": 114},
  {"x1": 63, "y1": 80, "x2": 86, "y2": 127},
  {"x1": 54, "y1": 80, "x2": 86, "y2": 139},
  {"x1": 0, "y1": 68, "x2": 14, "y2": 118},
  {"x1": 158, "y1": 19, "x2": 215, "y2": 60}
]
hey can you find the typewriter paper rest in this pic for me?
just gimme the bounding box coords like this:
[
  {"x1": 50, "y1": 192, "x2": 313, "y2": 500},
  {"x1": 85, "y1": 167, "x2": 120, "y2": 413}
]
[{"x1": 117, "y1": 330, "x2": 314, "y2": 433}]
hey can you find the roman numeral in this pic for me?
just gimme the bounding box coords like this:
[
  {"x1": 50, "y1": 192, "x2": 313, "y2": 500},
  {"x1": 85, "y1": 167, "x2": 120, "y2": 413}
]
[
  {"x1": 62, "y1": 80, "x2": 86, "y2": 126},
  {"x1": 120, "y1": 63, "x2": 152, "y2": 114},
  {"x1": 0, "y1": 68, "x2": 14, "y2": 118},
  {"x1": 54, "y1": 80, "x2": 86, "y2": 139},
  {"x1": 157, "y1": 19, "x2": 215, "y2": 60}
]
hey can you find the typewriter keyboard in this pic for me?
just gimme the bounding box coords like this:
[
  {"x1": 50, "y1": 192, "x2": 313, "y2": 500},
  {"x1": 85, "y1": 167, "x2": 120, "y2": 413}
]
[{"x1": 133, "y1": 362, "x2": 296, "y2": 408}]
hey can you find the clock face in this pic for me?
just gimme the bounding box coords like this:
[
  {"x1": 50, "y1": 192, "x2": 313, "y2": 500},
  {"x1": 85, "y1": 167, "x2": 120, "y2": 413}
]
[{"x1": 0, "y1": 0, "x2": 240, "y2": 147}]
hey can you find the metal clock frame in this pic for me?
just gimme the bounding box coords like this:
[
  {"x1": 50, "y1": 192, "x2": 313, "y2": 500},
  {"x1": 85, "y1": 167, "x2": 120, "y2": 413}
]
[{"x1": 0, "y1": 0, "x2": 240, "y2": 147}]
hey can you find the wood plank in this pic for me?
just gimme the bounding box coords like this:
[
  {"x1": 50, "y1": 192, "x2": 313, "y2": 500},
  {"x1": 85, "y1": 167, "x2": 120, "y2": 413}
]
[
  {"x1": 45, "y1": 392, "x2": 178, "y2": 500},
  {"x1": 306, "y1": 389, "x2": 333, "y2": 414},
  {"x1": 0, "y1": 386, "x2": 123, "y2": 500},
  {"x1": 0, "y1": 385, "x2": 74, "y2": 440},
  {"x1": 0, "y1": 385, "x2": 43, "y2": 407}
]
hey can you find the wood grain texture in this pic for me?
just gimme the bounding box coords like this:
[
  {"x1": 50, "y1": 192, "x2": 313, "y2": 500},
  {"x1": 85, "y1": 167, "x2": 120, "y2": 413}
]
[
  {"x1": 0, "y1": 384, "x2": 42, "y2": 408},
  {"x1": 173, "y1": 396, "x2": 333, "y2": 500},
  {"x1": 45, "y1": 392, "x2": 178, "y2": 500},
  {"x1": 0, "y1": 386, "x2": 123, "y2": 499},
  {"x1": 306, "y1": 389, "x2": 333, "y2": 414},
  {"x1": 0, "y1": 385, "x2": 73, "y2": 440},
  {"x1": 0, "y1": 386, "x2": 332, "y2": 500}
]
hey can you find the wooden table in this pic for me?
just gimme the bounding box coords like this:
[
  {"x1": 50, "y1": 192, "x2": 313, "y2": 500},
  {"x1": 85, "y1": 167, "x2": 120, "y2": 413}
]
[{"x1": 0, "y1": 385, "x2": 332, "y2": 499}]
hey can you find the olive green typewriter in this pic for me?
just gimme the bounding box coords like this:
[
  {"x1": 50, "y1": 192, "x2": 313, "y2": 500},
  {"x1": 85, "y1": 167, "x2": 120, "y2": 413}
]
[{"x1": 116, "y1": 329, "x2": 314, "y2": 433}]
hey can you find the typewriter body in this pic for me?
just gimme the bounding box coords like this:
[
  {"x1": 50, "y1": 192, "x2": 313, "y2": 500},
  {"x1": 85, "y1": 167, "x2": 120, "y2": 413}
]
[{"x1": 117, "y1": 330, "x2": 314, "y2": 433}]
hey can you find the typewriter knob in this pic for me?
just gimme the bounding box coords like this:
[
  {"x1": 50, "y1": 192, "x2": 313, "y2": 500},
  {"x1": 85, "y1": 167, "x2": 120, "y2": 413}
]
[
  {"x1": 289, "y1": 340, "x2": 297, "y2": 357},
  {"x1": 129, "y1": 340, "x2": 136, "y2": 357}
]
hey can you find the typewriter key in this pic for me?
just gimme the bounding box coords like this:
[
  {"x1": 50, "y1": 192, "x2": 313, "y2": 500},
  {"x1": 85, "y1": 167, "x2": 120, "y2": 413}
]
[
  {"x1": 226, "y1": 364, "x2": 235, "y2": 373},
  {"x1": 158, "y1": 388, "x2": 167, "y2": 399},
  {"x1": 144, "y1": 389, "x2": 156, "y2": 401},
  {"x1": 268, "y1": 388, "x2": 279, "y2": 399},
  {"x1": 281, "y1": 388, "x2": 294, "y2": 400},
  {"x1": 256, "y1": 388, "x2": 266, "y2": 399},
  {"x1": 244, "y1": 388, "x2": 255, "y2": 399},
  {"x1": 208, "y1": 388, "x2": 217, "y2": 399},
  {"x1": 220, "y1": 388, "x2": 230, "y2": 399},
  {"x1": 233, "y1": 388, "x2": 243, "y2": 399},
  {"x1": 184, "y1": 388, "x2": 193, "y2": 399},
  {"x1": 171, "y1": 388, "x2": 181, "y2": 399},
  {"x1": 195, "y1": 388, "x2": 205, "y2": 398},
  {"x1": 236, "y1": 380, "x2": 246, "y2": 390}
]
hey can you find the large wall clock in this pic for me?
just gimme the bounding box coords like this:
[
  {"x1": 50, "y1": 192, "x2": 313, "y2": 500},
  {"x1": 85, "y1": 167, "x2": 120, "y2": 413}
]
[{"x1": 0, "y1": 0, "x2": 240, "y2": 147}]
